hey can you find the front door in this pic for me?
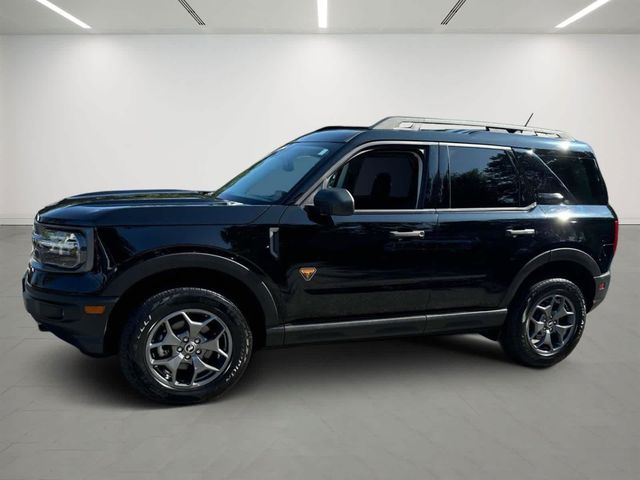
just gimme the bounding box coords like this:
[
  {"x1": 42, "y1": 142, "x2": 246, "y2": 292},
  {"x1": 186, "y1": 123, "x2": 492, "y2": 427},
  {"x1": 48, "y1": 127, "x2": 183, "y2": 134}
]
[{"x1": 276, "y1": 145, "x2": 439, "y2": 335}]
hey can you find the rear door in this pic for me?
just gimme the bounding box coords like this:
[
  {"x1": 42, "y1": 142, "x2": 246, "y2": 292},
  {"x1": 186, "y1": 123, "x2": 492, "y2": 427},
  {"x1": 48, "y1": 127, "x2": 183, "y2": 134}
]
[{"x1": 430, "y1": 143, "x2": 546, "y2": 311}]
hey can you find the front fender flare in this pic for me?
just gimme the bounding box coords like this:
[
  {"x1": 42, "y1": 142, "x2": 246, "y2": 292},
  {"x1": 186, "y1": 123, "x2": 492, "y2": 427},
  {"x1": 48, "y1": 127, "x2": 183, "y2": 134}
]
[{"x1": 103, "y1": 252, "x2": 281, "y2": 342}]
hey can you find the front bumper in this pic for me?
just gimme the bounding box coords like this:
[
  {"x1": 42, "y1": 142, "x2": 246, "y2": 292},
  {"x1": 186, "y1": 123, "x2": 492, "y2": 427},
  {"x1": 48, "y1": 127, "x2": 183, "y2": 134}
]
[
  {"x1": 591, "y1": 271, "x2": 611, "y2": 311},
  {"x1": 22, "y1": 274, "x2": 117, "y2": 356}
]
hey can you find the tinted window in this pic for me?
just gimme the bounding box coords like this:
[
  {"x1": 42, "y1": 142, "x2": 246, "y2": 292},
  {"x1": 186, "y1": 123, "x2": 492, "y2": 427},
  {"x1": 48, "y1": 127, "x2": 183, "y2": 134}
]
[
  {"x1": 513, "y1": 149, "x2": 569, "y2": 205},
  {"x1": 329, "y1": 150, "x2": 421, "y2": 210},
  {"x1": 448, "y1": 147, "x2": 518, "y2": 208},
  {"x1": 535, "y1": 149, "x2": 607, "y2": 205},
  {"x1": 216, "y1": 142, "x2": 336, "y2": 204}
]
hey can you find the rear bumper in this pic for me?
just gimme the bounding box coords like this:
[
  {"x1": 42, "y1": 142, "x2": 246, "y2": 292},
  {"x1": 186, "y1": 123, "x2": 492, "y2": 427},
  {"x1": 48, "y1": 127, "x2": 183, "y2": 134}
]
[
  {"x1": 22, "y1": 274, "x2": 117, "y2": 356},
  {"x1": 591, "y1": 271, "x2": 611, "y2": 311}
]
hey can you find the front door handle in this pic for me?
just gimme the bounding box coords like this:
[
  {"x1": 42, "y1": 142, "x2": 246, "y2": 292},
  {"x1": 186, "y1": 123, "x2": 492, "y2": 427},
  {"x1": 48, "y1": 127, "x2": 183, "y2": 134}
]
[
  {"x1": 390, "y1": 230, "x2": 425, "y2": 239},
  {"x1": 506, "y1": 228, "x2": 536, "y2": 237}
]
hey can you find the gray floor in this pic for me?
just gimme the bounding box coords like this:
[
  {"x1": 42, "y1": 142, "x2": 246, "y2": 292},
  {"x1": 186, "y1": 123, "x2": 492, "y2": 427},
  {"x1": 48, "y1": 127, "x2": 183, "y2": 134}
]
[{"x1": 0, "y1": 226, "x2": 638, "y2": 480}]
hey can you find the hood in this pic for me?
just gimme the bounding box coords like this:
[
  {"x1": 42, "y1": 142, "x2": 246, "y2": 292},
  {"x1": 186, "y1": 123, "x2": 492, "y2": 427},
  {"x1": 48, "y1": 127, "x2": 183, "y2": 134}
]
[{"x1": 36, "y1": 189, "x2": 270, "y2": 227}]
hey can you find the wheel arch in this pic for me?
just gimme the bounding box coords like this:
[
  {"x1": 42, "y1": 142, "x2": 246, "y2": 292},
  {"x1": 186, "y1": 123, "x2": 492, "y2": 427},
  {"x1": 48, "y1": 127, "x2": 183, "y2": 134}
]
[
  {"x1": 501, "y1": 248, "x2": 600, "y2": 311},
  {"x1": 103, "y1": 253, "x2": 282, "y2": 354}
]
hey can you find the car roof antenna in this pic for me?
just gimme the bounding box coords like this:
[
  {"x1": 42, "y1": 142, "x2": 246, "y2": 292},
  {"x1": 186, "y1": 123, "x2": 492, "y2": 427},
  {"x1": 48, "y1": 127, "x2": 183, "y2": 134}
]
[{"x1": 524, "y1": 112, "x2": 534, "y2": 127}]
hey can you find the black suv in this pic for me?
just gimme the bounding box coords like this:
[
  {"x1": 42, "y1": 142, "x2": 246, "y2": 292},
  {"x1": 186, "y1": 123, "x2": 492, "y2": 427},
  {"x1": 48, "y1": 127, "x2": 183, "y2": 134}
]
[{"x1": 23, "y1": 117, "x2": 617, "y2": 404}]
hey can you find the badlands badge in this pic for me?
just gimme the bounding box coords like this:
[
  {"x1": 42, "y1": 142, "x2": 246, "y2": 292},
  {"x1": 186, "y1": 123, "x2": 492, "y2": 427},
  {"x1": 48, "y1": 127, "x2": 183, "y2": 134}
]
[{"x1": 299, "y1": 267, "x2": 317, "y2": 281}]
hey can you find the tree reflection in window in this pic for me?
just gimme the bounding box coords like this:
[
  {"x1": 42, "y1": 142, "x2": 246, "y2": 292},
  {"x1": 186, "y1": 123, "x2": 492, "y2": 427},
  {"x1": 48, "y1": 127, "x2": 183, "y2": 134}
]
[{"x1": 449, "y1": 147, "x2": 518, "y2": 208}]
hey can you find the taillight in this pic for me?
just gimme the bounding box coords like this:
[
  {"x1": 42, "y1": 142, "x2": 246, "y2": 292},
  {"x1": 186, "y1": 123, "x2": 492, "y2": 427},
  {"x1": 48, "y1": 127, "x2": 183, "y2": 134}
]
[{"x1": 613, "y1": 219, "x2": 619, "y2": 255}]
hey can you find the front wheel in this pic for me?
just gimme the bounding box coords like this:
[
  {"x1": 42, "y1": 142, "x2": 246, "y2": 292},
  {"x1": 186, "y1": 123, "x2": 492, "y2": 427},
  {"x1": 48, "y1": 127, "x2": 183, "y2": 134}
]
[
  {"x1": 119, "y1": 288, "x2": 252, "y2": 404},
  {"x1": 500, "y1": 278, "x2": 586, "y2": 368}
]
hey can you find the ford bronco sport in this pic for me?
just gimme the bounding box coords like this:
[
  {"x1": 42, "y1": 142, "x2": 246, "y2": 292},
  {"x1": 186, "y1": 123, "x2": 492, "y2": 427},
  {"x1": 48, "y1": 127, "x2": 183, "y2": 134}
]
[{"x1": 23, "y1": 116, "x2": 617, "y2": 404}]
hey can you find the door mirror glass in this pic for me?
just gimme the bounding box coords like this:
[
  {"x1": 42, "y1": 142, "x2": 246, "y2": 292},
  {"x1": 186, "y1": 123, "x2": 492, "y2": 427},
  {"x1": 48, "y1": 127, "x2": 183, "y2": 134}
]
[
  {"x1": 536, "y1": 192, "x2": 565, "y2": 205},
  {"x1": 313, "y1": 188, "x2": 355, "y2": 216}
]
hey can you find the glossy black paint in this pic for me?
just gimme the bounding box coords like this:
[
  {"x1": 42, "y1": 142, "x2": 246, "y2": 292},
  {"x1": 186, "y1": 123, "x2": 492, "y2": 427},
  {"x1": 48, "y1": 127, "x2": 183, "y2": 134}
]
[
  {"x1": 24, "y1": 124, "x2": 617, "y2": 355},
  {"x1": 277, "y1": 206, "x2": 439, "y2": 322},
  {"x1": 37, "y1": 189, "x2": 269, "y2": 227},
  {"x1": 312, "y1": 188, "x2": 355, "y2": 216}
]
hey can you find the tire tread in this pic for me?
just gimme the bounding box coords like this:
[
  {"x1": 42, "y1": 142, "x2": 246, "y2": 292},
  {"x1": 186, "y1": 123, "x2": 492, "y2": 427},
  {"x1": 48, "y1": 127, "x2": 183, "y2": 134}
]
[
  {"x1": 119, "y1": 287, "x2": 252, "y2": 405},
  {"x1": 500, "y1": 278, "x2": 586, "y2": 368}
]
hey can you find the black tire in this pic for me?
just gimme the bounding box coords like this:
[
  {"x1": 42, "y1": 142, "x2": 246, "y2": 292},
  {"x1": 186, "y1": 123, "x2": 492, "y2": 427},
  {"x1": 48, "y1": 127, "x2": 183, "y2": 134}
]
[
  {"x1": 500, "y1": 278, "x2": 586, "y2": 368},
  {"x1": 119, "y1": 288, "x2": 253, "y2": 405}
]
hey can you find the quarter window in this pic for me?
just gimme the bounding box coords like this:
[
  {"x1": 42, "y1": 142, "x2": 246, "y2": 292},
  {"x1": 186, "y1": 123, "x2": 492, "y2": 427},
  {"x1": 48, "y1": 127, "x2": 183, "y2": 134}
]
[
  {"x1": 328, "y1": 150, "x2": 422, "y2": 210},
  {"x1": 513, "y1": 149, "x2": 569, "y2": 205},
  {"x1": 535, "y1": 149, "x2": 607, "y2": 205},
  {"x1": 448, "y1": 147, "x2": 518, "y2": 208}
]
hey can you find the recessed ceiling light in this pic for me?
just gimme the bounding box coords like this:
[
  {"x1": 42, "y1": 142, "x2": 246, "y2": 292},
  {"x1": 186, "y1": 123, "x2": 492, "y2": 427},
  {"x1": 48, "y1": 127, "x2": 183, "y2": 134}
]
[
  {"x1": 555, "y1": 0, "x2": 612, "y2": 29},
  {"x1": 33, "y1": 0, "x2": 91, "y2": 29},
  {"x1": 317, "y1": 0, "x2": 328, "y2": 29}
]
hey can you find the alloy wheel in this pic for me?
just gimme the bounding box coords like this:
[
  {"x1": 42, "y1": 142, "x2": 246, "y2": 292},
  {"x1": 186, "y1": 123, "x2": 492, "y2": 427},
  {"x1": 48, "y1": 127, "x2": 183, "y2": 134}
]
[
  {"x1": 144, "y1": 309, "x2": 232, "y2": 390},
  {"x1": 525, "y1": 294, "x2": 577, "y2": 356}
]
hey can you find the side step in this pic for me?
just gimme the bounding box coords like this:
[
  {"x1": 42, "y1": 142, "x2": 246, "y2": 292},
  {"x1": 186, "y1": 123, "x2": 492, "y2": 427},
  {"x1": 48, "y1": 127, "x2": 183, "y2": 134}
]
[
  {"x1": 425, "y1": 309, "x2": 507, "y2": 334},
  {"x1": 271, "y1": 309, "x2": 507, "y2": 345}
]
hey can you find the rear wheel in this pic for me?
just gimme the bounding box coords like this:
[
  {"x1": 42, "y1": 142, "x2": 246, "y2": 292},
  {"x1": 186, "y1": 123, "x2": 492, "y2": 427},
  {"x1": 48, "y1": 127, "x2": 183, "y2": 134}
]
[
  {"x1": 500, "y1": 278, "x2": 586, "y2": 368},
  {"x1": 119, "y1": 288, "x2": 252, "y2": 404}
]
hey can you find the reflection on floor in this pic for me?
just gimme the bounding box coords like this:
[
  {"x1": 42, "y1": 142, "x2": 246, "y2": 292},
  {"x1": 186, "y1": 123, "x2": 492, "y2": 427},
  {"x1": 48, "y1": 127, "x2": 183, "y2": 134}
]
[{"x1": 0, "y1": 225, "x2": 638, "y2": 480}]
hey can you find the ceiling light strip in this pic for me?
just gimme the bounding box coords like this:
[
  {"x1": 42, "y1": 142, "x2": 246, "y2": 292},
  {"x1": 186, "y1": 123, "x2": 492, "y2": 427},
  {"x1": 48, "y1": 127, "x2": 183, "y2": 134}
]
[
  {"x1": 33, "y1": 0, "x2": 91, "y2": 29},
  {"x1": 177, "y1": 0, "x2": 206, "y2": 26},
  {"x1": 318, "y1": 0, "x2": 328, "y2": 29},
  {"x1": 555, "y1": 0, "x2": 612, "y2": 28},
  {"x1": 441, "y1": 0, "x2": 468, "y2": 26}
]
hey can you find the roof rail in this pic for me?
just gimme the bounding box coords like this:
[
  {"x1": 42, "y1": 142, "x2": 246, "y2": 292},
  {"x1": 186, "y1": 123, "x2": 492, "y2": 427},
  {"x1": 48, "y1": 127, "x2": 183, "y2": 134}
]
[{"x1": 372, "y1": 116, "x2": 574, "y2": 140}]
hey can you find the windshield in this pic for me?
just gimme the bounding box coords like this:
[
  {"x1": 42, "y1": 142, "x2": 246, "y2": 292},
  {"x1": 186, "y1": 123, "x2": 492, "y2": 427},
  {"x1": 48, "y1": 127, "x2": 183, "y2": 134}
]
[{"x1": 215, "y1": 142, "x2": 337, "y2": 204}]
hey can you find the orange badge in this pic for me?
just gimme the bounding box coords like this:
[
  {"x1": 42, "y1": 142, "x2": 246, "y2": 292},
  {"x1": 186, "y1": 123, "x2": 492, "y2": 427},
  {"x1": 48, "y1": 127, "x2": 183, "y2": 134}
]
[{"x1": 299, "y1": 267, "x2": 317, "y2": 281}]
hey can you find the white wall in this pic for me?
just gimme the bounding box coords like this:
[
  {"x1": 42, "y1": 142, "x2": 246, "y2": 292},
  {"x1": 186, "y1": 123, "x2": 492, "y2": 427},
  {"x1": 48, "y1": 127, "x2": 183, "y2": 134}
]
[{"x1": 1, "y1": 34, "x2": 639, "y2": 224}]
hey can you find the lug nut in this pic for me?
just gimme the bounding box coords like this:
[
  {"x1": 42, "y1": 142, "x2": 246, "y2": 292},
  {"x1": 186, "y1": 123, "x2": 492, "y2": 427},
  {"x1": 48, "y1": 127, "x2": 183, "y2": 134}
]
[
  {"x1": 185, "y1": 354, "x2": 191, "y2": 360},
  {"x1": 183, "y1": 337, "x2": 189, "y2": 342},
  {"x1": 177, "y1": 347, "x2": 183, "y2": 352},
  {"x1": 194, "y1": 338, "x2": 201, "y2": 344},
  {"x1": 196, "y1": 350, "x2": 201, "y2": 355}
]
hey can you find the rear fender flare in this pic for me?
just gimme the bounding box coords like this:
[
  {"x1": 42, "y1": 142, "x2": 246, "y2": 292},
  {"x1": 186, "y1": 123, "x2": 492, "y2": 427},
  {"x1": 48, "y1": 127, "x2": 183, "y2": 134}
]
[{"x1": 500, "y1": 248, "x2": 600, "y2": 308}]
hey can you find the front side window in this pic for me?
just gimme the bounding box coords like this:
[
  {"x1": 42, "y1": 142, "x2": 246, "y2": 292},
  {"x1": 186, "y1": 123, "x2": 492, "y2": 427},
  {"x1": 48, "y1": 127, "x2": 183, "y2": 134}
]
[
  {"x1": 448, "y1": 146, "x2": 518, "y2": 208},
  {"x1": 216, "y1": 142, "x2": 337, "y2": 204},
  {"x1": 328, "y1": 150, "x2": 422, "y2": 210}
]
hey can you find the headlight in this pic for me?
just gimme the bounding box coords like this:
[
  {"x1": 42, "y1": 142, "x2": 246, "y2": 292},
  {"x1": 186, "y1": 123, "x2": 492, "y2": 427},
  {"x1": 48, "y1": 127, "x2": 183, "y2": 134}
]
[{"x1": 31, "y1": 224, "x2": 89, "y2": 270}]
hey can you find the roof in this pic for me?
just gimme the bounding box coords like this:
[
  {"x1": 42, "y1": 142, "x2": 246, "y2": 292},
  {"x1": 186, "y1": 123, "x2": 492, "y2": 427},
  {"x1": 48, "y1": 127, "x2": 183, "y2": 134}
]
[
  {"x1": 373, "y1": 116, "x2": 573, "y2": 140},
  {"x1": 296, "y1": 117, "x2": 591, "y2": 153},
  {"x1": 294, "y1": 127, "x2": 368, "y2": 144}
]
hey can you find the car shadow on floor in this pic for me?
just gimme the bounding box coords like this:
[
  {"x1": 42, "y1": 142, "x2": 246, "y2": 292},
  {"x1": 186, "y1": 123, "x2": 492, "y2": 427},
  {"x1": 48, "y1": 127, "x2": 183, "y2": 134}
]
[{"x1": 37, "y1": 334, "x2": 512, "y2": 409}]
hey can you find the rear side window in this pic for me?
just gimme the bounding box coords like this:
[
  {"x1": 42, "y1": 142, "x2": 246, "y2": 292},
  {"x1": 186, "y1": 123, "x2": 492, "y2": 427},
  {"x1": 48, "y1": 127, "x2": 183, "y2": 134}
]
[
  {"x1": 329, "y1": 150, "x2": 421, "y2": 210},
  {"x1": 448, "y1": 146, "x2": 518, "y2": 208},
  {"x1": 535, "y1": 149, "x2": 607, "y2": 205}
]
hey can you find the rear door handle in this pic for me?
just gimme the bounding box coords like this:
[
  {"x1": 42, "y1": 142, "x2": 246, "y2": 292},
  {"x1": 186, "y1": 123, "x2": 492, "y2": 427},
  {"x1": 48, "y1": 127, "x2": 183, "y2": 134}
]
[
  {"x1": 506, "y1": 228, "x2": 535, "y2": 237},
  {"x1": 390, "y1": 230, "x2": 425, "y2": 239}
]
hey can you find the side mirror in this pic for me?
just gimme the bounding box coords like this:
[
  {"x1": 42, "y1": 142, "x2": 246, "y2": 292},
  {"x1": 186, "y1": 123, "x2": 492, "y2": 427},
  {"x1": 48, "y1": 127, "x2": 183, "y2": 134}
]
[
  {"x1": 313, "y1": 188, "x2": 355, "y2": 216},
  {"x1": 537, "y1": 192, "x2": 565, "y2": 205}
]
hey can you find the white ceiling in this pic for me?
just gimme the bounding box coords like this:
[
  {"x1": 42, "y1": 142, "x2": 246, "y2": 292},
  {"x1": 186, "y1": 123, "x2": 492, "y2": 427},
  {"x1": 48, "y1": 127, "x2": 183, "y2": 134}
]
[{"x1": 0, "y1": 0, "x2": 638, "y2": 34}]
